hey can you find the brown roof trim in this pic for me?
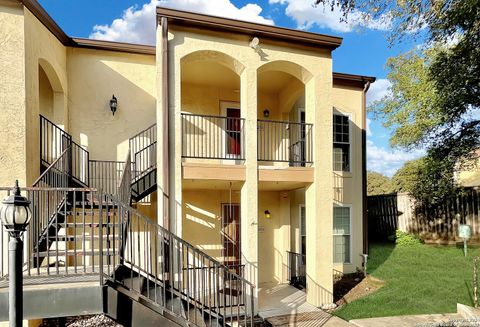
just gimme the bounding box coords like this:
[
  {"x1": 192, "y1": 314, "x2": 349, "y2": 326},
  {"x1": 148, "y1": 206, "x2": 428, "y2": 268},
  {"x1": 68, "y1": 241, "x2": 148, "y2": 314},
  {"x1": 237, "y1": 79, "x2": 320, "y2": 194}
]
[
  {"x1": 17, "y1": 0, "x2": 155, "y2": 55},
  {"x1": 156, "y1": 7, "x2": 343, "y2": 50},
  {"x1": 21, "y1": 0, "x2": 72, "y2": 45},
  {"x1": 333, "y1": 72, "x2": 376, "y2": 88},
  {"x1": 72, "y1": 38, "x2": 156, "y2": 55}
]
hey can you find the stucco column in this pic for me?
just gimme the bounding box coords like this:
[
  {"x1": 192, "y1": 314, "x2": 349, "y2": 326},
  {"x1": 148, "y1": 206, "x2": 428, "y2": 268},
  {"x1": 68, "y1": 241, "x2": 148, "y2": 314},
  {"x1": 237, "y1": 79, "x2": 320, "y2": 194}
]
[
  {"x1": 280, "y1": 191, "x2": 291, "y2": 283},
  {"x1": 305, "y1": 73, "x2": 334, "y2": 307},
  {"x1": 240, "y1": 67, "x2": 258, "y2": 312}
]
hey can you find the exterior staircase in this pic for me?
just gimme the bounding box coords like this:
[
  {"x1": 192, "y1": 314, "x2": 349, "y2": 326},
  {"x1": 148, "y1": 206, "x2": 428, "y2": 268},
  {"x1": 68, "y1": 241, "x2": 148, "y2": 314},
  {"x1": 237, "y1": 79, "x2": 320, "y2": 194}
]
[{"x1": 0, "y1": 116, "x2": 257, "y2": 327}]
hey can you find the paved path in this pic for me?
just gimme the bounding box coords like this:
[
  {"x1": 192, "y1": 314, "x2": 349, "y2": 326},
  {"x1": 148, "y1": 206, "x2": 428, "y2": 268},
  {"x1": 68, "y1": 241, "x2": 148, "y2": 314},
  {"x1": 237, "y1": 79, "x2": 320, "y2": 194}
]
[
  {"x1": 350, "y1": 313, "x2": 465, "y2": 327},
  {"x1": 258, "y1": 283, "x2": 353, "y2": 326}
]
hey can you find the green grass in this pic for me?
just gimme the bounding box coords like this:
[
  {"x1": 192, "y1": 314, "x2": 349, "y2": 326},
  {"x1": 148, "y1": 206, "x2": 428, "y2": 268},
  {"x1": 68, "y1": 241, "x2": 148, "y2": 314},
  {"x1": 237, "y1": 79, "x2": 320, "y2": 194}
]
[{"x1": 334, "y1": 242, "x2": 480, "y2": 320}]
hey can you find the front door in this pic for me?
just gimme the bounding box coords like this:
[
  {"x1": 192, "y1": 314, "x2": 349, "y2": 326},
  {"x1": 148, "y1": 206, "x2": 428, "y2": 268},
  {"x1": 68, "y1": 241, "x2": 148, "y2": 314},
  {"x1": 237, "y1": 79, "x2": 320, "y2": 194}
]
[{"x1": 222, "y1": 204, "x2": 241, "y2": 270}]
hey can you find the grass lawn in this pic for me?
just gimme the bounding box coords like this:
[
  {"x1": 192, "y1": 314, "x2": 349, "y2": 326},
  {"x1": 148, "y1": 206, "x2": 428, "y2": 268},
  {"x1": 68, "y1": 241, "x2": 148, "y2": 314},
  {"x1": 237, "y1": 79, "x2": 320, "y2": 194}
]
[{"x1": 334, "y1": 242, "x2": 480, "y2": 320}]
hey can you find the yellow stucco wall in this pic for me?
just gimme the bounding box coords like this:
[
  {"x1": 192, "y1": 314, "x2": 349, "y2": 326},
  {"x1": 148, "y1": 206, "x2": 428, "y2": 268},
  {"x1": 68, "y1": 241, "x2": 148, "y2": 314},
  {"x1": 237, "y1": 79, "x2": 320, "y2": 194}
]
[
  {"x1": 24, "y1": 7, "x2": 68, "y2": 184},
  {"x1": 182, "y1": 189, "x2": 241, "y2": 261},
  {"x1": 67, "y1": 48, "x2": 156, "y2": 161},
  {"x1": 0, "y1": 3, "x2": 26, "y2": 186},
  {"x1": 163, "y1": 24, "x2": 336, "y2": 306},
  {"x1": 332, "y1": 83, "x2": 365, "y2": 273}
]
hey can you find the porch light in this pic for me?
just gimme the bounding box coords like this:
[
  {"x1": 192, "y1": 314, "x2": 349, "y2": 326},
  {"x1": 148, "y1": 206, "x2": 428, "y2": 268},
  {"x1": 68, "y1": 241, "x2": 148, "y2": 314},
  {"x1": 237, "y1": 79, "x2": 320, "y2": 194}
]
[
  {"x1": 109, "y1": 94, "x2": 118, "y2": 116},
  {"x1": 0, "y1": 180, "x2": 31, "y2": 238},
  {"x1": 263, "y1": 109, "x2": 270, "y2": 118},
  {"x1": 264, "y1": 210, "x2": 271, "y2": 219}
]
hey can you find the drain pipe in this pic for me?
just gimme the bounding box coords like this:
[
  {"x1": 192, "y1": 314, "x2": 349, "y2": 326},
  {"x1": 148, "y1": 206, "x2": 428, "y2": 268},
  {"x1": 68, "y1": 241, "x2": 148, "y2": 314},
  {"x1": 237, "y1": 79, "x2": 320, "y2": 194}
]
[
  {"x1": 160, "y1": 16, "x2": 170, "y2": 230},
  {"x1": 362, "y1": 80, "x2": 371, "y2": 255}
]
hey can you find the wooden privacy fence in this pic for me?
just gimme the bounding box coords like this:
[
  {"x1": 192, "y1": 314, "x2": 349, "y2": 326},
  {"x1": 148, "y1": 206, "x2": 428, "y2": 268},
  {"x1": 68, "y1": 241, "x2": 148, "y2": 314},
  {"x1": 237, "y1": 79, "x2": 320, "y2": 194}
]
[{"x1": 368, "y1": 188, "x2": 480, "y2": 243}]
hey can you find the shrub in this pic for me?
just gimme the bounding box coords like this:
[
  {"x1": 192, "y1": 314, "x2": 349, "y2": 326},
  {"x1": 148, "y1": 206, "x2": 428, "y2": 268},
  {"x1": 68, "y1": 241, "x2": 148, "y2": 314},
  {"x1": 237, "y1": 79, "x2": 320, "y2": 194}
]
[{"x1": 395, "y1": 230, "x2": 423, "y2": 246}]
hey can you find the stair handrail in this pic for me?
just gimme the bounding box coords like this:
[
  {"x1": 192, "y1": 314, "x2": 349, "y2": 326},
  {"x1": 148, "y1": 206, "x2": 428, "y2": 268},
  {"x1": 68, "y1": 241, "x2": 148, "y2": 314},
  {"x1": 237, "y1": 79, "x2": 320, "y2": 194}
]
[
  {"x1": 102, "y1": 193, "x2": 256, "y2": 327},
  {"x1": 117, "y1": 152, "x2": 132, "y2": 206},
  {"x1": 32, "y1": 147, "x2": 70, "y2": 187},
  {"x1": 39, "y1": 115, "x2": 89, "y2": 186}
]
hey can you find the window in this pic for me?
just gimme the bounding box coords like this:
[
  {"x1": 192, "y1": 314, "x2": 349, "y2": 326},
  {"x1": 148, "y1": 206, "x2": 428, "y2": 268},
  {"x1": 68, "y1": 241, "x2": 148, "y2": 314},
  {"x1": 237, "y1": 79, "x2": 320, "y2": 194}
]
[
  {"x1": 333, "y1": 114, "x2": 350, "y2": 171},
  {"x1": 333, "y1": 206, "x2": 351, "y2": 263}
]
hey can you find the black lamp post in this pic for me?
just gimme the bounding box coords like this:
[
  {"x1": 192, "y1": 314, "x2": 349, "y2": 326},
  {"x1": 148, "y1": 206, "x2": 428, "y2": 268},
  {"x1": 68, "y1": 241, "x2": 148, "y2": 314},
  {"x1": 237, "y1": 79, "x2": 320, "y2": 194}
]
[
  {"x1": 110, "y1": 94, "x2": 118, "y2": 116},
  {"x1": 0, "y1": 180, "x2": 31, "y2": 327}
]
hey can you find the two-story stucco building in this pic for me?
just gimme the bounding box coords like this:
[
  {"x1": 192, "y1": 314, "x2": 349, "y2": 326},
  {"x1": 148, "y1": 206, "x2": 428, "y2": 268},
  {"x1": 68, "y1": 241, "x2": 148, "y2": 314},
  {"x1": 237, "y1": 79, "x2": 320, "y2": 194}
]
[{"x1": 0, "y1": 0, "x2": 374, "y2": 325}]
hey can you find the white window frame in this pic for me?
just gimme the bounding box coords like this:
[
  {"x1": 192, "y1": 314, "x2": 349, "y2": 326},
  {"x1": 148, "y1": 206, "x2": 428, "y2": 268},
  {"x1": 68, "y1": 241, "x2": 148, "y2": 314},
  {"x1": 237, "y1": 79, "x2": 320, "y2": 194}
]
[
  {"x1": 298, "y1": 204, "x2": 306, "y2": 255},
  {"x1": 333, "y1": 110, "x2": 352, "y2": 173},
  {"x1": 333, "y1": 204, "x2": 352, "y2": 264}
]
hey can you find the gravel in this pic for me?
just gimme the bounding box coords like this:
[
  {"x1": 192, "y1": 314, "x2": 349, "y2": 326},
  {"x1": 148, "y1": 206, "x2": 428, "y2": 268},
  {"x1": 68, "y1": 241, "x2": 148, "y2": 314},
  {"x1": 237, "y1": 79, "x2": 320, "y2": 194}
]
[{"x1": 40, "y1": 315, "x2": 123, "y2": 327}]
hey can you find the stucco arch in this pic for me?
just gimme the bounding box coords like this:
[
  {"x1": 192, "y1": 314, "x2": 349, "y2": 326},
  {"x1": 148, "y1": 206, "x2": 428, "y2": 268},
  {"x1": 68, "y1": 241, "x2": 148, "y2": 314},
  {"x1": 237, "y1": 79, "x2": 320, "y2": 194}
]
[
  {"x1": 257, "y1": 60, "x2": 313, "y2": 85},
  {"x1": 38, "y1": 58, "x2": 67, "y2": 128},
  {"x1": 181, "y1": 50, "x2": 245, "y2": 76},
  {"x1": 38, "y1": 58, "x2": 64, "y2": 93}
]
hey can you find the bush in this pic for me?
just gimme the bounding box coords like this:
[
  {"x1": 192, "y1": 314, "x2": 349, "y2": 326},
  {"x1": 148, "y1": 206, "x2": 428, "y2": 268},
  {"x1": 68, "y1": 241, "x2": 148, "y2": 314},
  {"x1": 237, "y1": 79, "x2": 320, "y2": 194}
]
[{"x1": 395, "y1": 230, "x2": 423, "y2": 246}]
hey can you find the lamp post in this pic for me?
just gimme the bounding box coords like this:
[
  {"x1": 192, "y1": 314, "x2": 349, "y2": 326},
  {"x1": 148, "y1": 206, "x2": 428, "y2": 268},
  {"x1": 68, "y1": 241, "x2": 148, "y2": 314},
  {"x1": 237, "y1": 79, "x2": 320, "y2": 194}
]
[{"x1": 0, "y1": 181, "x2": 31, "y2": 327}]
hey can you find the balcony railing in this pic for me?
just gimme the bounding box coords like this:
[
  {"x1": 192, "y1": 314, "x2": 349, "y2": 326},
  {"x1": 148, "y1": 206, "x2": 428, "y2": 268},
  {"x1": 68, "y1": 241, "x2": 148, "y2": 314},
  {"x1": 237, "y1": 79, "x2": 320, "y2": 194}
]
[
  {"x1": 181, "y1": 113, "x2": 245, "y2": 160},
  {"x1": 287, "y1": 251, "x2": 306, "y2": 289},
  {"x1": 257, "y1": 120, "x2": 313, "y2": 165}
]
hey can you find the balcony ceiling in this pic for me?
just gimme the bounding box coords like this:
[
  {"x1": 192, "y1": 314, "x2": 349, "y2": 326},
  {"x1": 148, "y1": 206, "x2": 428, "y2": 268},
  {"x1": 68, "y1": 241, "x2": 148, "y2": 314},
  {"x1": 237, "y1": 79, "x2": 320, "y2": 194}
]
[
  {"x1": 182, "y1": 62, "x2": 239, "y2": 89},
  {"x1": 258, "y1": 71, "x2": 299, "y2": 94}
]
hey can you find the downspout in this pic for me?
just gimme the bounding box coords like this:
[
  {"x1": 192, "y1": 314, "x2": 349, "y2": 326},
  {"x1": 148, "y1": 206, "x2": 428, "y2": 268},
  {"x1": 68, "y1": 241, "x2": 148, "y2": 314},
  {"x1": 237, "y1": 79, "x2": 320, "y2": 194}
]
[
  {"x1": 362, "y1": 80, "x2": 371, "y2": 254},
  {"x1": 161, "y1": 16, "x2": 170, "y2": 230}
]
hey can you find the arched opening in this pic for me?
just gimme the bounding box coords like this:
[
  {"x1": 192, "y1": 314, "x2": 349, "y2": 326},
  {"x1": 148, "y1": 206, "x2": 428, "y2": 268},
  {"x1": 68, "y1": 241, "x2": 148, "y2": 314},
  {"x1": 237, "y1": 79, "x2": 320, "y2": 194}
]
[
  {"x1": 38, "y1": 59, "x2": 65, "y2": 128},
  {"x1": 256, "y1": 62, "x2": 313, "y2": 289},
  {"x1": 180, "y1": 50, "x2": 244, "y2": 162},
  {"x1": 257, "y1": 61, "x2": 313, "y2": 167}
]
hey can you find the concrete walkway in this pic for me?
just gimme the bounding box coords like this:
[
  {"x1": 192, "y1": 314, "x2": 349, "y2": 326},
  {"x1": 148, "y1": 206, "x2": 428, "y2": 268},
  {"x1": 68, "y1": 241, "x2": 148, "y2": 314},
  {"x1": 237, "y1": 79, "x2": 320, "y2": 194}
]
[
  {"x1": 258, "y1": 283, "x2": 353, "y2": 326},
  {"x1": 350, "y1": 313, "x2": 465, "y2": 327}
]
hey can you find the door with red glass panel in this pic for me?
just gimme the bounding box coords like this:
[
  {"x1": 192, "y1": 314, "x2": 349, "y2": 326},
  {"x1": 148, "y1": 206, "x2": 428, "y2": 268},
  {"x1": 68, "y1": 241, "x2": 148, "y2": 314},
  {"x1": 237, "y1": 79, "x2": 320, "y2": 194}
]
[
  {"x1": 222, "y1": 204, "x2": 241, "y2": 272},
  {"x1": 225, "y1": 107, "x2": 241, "y2": 158}
]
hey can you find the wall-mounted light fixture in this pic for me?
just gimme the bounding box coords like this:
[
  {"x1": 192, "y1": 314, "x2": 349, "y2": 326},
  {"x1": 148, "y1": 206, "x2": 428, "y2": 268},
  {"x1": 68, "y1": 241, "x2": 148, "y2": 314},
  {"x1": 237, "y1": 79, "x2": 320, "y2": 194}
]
[
  {"x1": 263, "y1": 109, "x2": 270, "y2": 118},
  {"x1": 109, "y1": 94, "x2": 118, "y2": 116},
  {"x1": 249, "y1": 37, "x2": 260, "y2": 52},
  {"x1": 264, "y1": 210, "x2": 271, "y2": 219}
]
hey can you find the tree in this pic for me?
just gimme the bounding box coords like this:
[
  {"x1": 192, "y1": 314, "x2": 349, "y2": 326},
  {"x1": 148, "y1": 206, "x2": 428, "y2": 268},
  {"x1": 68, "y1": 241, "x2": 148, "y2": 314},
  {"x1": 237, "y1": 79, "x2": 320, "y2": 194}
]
[
  {"x1": 367, "y1": 171, "x2": 392, "y2": 195},
  {"x1": 391, "y1": 158, "x2": 424, "y2": 193},
  {"x1": 315, "y1": 0, "x2": 480, "y2": 201}
]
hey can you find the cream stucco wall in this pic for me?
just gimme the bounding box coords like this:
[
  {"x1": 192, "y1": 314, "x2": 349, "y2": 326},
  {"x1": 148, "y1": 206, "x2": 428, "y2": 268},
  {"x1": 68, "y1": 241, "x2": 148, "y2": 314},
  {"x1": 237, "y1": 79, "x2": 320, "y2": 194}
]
[
  {"x1": 332, "y1": 84, "x2": 365, "y2": 273},
  {"x1": 24, "y1": 7, "x2": 68, "y2": 184},
  {"x1": 182, "y1": 189, "x2": 241, "y2": 261},
  {"x1": 0, "y1": 3, "x2": 27, "y2": 186},
  {"x1": 161, "y1": 24, "x2": 335, "y2": 306},
  {"x1": 67, "y1": 48, "x2": 156, "y2": 161}
]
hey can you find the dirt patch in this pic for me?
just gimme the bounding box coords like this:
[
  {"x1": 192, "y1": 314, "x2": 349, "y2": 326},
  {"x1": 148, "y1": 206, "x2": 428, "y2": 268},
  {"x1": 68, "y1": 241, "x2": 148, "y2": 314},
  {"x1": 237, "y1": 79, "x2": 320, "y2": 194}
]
[{"x1": 335, "y1": 275, "x2": 385, "y2": 308}]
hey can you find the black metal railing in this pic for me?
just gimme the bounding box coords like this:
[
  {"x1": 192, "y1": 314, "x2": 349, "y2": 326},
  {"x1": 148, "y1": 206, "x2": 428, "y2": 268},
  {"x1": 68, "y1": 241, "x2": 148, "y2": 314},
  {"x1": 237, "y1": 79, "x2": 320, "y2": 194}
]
[
  {"x1": 89, "y1": 160, "x2": 125, "y2": 196},
  {"x1": 40, "y1": 115, "x2": 69, "y2": 167},
  {"x1": 106, "y1": 195, "x2": 255, "y2": 326},
  {"x1": 40, "y1": 115, "x2": 89, "y2": 185},
  {"x1": 287, "y1": 251, "x2": 306, "y2": 289},
  {"x1": 133, "y1": 142, "x2": 156, "y2": 180},
  {"x1": 68, "y1": 139, "x2": 89, "y2": 186},
  {"x1": 130, "y1": 124, "x2": 156, "y2": 166},
  {"x1": 257, "y1": 120, "x2": 313, "y2": 165},
  {"x1": 0, "y1": 187, "x2": 106, "y2": 278},
  {"x1": 118, "y1": 153, "x2": 132, "y2": 206},
  {"x1": 181, "y1": 113, "x2": 245, "y2": 160}
]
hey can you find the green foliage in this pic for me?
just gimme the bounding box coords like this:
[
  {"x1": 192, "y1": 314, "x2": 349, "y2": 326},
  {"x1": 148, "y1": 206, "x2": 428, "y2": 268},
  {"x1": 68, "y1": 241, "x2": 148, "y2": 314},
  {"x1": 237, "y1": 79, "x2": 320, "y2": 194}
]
[
  {"x1": 391, "y1": 158, "x2": 425, "y2": 194},
  {"x1": 369, "y1": 48, "x2": 443, "y2": 149},
  {"x1": 315, "y1": 0, "x2": 480, "y2": 202},
  {"x1": 334, "y1": 242, "x2": 480, "y2": 320},
  {"x1": 367, "y1": 171, "x2": 392, "y2": 195},
  {"x1": 395, "y1": 230, "x2": 422, "y2": 246}
]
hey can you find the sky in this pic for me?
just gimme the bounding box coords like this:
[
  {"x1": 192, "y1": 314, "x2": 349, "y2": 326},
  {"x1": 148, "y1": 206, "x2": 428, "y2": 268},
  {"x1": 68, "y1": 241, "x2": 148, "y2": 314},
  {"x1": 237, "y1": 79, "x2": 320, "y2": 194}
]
[{"x1": 38, "y1": 0, "x2": 424, "y2": 177}]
